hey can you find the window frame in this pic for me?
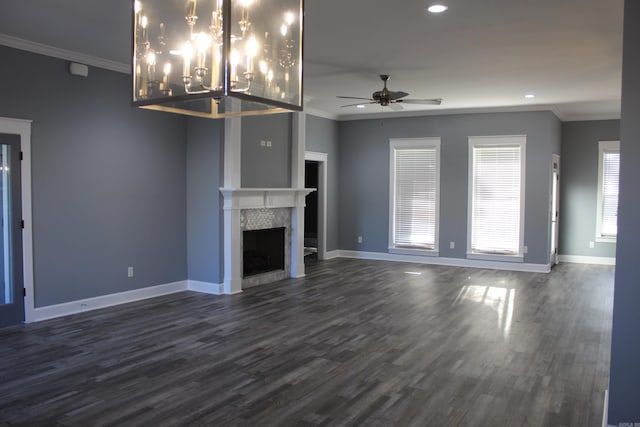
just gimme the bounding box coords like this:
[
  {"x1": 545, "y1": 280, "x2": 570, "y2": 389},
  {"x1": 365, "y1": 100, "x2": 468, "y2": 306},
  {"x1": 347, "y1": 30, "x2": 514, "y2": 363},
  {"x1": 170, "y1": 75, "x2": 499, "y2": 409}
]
[
  {"x1": 596, "y1": 140, "x2": 620, "y2": 243},
  {"x1": 388, "y1": 137, "x2": 441, "y2": 256},
  {"x1": 467, "y1": 135, "x2": 527, "y2": 263}
]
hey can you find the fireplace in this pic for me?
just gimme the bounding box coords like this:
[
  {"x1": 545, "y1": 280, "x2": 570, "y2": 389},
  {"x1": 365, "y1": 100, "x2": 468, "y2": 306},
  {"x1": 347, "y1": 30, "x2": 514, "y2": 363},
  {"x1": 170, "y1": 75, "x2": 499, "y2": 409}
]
[{"x1": 243, "y1": 227, "x2": 285, "y2": 277}]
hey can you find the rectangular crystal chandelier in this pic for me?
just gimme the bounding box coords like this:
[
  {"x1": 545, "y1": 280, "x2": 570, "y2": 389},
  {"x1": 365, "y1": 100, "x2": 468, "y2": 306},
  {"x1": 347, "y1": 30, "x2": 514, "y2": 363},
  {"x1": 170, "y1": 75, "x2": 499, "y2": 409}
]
[{"x1": 132, "y1": 0, "x2": 303, "y2": 118}]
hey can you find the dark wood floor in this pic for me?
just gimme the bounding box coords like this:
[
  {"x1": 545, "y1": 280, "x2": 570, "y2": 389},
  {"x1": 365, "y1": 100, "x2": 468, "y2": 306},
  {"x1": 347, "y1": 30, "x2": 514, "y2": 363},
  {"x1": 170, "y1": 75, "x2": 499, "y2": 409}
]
[{"x1": 0, "y1": 259, "x2": 614, "y2": 426}]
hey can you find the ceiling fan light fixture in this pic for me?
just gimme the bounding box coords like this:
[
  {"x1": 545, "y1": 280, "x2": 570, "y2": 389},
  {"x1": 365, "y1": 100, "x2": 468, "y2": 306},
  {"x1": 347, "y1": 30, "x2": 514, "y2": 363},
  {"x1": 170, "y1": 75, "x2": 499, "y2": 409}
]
[
  {"x1": 524, "y1": 94, "x2": 536, "y2": 99},
  {"x1": 427, "y1": 4, "x2": 448, "y2": 14},
  {"x1": 356, "y1": 104, "x2": 365, "y2": 109}
]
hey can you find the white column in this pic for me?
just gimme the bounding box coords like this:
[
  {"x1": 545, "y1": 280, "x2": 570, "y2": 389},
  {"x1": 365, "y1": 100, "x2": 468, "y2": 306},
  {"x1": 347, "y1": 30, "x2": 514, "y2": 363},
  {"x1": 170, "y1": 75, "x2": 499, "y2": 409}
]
[
  {"x1": 221, "y1": 105, "x2": 243, "y2": 294},
  {"x1": 290, "y1": 112, "x2": 306, "y2": 278}
]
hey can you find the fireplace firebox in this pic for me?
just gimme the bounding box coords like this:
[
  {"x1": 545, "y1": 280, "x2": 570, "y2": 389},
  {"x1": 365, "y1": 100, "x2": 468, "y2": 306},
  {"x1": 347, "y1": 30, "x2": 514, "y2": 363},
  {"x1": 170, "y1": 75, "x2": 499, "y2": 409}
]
[{"x1": 243, "y1": 227, "x2": 285, "y2": 277}]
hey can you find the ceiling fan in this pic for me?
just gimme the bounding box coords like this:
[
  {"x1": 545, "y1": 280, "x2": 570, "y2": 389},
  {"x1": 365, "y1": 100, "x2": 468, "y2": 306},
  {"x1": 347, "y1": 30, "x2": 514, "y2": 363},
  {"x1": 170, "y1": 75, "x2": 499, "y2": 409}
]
[{"x1": 337, "y1": 74, "x2": 442, "y2": 110}]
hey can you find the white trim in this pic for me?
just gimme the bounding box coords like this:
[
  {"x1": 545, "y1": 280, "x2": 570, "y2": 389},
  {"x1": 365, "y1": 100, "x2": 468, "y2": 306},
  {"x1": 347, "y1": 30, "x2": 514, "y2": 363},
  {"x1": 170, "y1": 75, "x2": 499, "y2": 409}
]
[
  {"x1": 549, "y1": 154, "x2": 561, "y2": 265},
  {"x1": 28, "y1": 279, "x2": 230, "y2": 322},
  {"x1": 304, "y1": 108, "x2": 339, "y2": 121},
  {"x1": 0, "y1": 117, "x2": 34, "y2": 323},
  {"x1": 336, "y1": 250, "x2": 550, "y2": 273},
  {"x1": 220, "y1": 188, "x2": 314, "y2": 210},
  {"x1": 187, "y1": 280, "x2": 223, "y2": 295},
  {"x1": 389, "y1": 137, "x2": 441, "y2": 253},
  {"x1": 602, "y1": 389, "x2": 609, "y2": 427},
  {"x1": 596, "y1": 140, "x2": 620, "y2": 242},
  {"x1": 291, "y1": 112, "x2": 307, "y2": 279},
  {"x1": 558, "y1": 255, "x2": 616, "y2": 266},
  {"x1": 305, "y1": 151, "x2": 328, "y2": 260},
  {"x1": 325, "y1": 250, "x2": 341, "y2": 260},
  {"x1": 467, "y1": 135, "x2": 527, "y2": 259},
  {"x1": 389, "y1": 247, "x2": 439, "y2": 257},
  {"x1": 31, "y1": 281, "x2": 188, "y2": 322},
  {"x1": 466, "y1": 252, "x2": 524, "y2": 263},
  {"x1": 0, "y1": 33, "x2": 130, "y2": 74}
]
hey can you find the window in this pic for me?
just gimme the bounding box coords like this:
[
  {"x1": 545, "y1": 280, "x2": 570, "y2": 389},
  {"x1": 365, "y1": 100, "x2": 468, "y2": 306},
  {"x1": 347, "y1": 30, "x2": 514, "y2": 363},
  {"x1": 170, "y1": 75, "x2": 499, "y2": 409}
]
[
  {"x1": 468, "y1": 136, "x2": 526, "y2": 261},
  {"x1": 389, "y1": 138, "x2": 440, "y2": 255},
  {"x1": 596, "y1": 140, "x2": 620, "y2": 242}
]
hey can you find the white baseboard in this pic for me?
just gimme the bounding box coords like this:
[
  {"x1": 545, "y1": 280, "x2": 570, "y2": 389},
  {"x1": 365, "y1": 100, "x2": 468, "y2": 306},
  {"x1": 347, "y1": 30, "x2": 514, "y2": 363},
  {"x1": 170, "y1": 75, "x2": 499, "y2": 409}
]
[
  {"x1": 337, "y1": 250, "x2": 551, "y2": 273},
  {"x1": 187, "y1": 280, "x2": 223, "y2": 295},
  {"x1": 602, "y1": 389, "x2": 609, "y2": 427},
  {"x1": 324, "y1": 250, "x2": 341, "y2": 260},
  {"x1": 559, "y1": 255, "x2": 616, "y2": 266},
  {"x1": 31, "y1": 280, "x2": 189, "y2": 322},
  {"x1": 29, "y1": 279, "x2": 229, "y2": 323}
]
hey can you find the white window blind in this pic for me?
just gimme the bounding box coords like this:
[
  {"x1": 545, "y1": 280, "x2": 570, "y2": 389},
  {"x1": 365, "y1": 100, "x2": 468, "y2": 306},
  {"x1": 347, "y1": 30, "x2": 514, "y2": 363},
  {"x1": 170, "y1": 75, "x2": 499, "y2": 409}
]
[
  {"x1": 597, "y1": 141, "x2": 620, "y2": 239},
  {"x1": 470, "y1": 139, "x2": 524, "y2": 256},
  {"x1": 391, "y1": 140, "x2": 439, "y2": 250}
]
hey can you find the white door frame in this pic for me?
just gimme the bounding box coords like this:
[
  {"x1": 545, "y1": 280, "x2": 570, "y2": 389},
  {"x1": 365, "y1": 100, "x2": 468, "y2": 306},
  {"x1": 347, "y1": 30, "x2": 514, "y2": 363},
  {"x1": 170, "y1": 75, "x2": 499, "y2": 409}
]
[
  {"x1": 0, "y1": 117, "x2": 34, "y2": 323},
  {"x1": 550, "y1": 154, "x2": 560, "y2": 265},
  {"x1": 304, "y1": 151, "x2": 328, "y2": 260}
]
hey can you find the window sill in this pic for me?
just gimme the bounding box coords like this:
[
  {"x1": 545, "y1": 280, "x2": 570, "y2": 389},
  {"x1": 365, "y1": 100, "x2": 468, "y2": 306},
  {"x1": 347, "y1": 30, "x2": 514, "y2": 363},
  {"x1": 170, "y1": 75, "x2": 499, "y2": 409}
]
[
  {"x1": 389, "y1": 247, "x2": 439, "y2": 257},
  {"x1": 467, "y1": 252, "x2": 524, "y2": 263},
  {"x1": 595, "y1": 236, "x2": 617, "y2": 243}
]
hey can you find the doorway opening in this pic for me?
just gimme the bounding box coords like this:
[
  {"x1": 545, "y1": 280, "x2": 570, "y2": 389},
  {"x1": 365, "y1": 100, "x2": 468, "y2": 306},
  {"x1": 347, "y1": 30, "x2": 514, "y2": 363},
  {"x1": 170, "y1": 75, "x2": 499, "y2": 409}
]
[
  {"x1": 304, "y1": 151, "x2": 328, "y2": 263},
  {"x1": 304, "y1": 160, "x2": 319, "y2": 261},
  {"x1": 0, "y1": 133, "x2": 24, "y2": 328}
]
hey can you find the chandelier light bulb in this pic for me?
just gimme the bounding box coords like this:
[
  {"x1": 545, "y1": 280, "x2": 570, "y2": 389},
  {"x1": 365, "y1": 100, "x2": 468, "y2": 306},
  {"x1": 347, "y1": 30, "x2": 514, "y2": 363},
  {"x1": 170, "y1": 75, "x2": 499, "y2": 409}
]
[
  {"x1": 280, "y1": 24, "x2": 288, "y2": 37},
  {"x1": 163, "y1": 62, "x2": 172, "y2": 76},
  {"x1": 147, "y1": 52, "x2": 156, "y2": 66},
  {"x1": 134, "y1": 1, "x2": 142, "y2": 14},
  {"x1": 245, "y1": 36, "x2": 259, "y2": 57},
  {"x1": 285, "y1": 11, "x2": 295, "y2": 25},
  {"x1": 259, "y1": 60, "x2": 268, "y2": 75},
  {"x1": 141, "y1": 15, "x2": 148, "y2": 29}
]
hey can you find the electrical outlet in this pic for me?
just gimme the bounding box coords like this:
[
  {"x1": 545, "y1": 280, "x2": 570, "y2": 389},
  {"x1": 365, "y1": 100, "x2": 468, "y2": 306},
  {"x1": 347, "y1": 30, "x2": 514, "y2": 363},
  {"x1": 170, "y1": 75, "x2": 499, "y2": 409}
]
[
  {"x1": 589, "y1": 241, "x2": 595, "y2": 249},
  {"x1": 260, "y1": 140, "x2": 266, "y2": 147},
  {"x1": 449, "y1": 241, "x2": 455, "y2": 249},
  {"x1": 357, "y1": 236, "x2": 363, "y2": 244},
  {"x1": 80, "y1": 303, "x2": 88, "y2": 312},
  {"x1": 127, "y1": 266, "x2": 134, "y2": 278},
  {"x1": 266, "y1": 140, "x2": 272, "y2": 147}
]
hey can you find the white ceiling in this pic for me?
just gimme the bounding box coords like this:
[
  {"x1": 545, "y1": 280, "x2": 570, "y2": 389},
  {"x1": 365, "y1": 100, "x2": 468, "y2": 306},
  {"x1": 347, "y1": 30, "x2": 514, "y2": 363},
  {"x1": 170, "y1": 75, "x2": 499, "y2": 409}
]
[{"x1": 0, "y1": 0, "x2": 624, "y2": 121}]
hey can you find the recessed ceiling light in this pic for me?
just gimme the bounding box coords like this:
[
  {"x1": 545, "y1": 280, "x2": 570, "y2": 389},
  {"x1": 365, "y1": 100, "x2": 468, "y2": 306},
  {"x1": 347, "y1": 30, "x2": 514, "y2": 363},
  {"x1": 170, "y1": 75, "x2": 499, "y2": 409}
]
[
  {"x1": 427, "y1": 4, "x2": 448, "y2": 13},
  {"x1": 524, "y1": 94, "x2": 536, "y2": 99},
  {"x1": 356, "y1": 104, "x2": 365, "y2": 109}
]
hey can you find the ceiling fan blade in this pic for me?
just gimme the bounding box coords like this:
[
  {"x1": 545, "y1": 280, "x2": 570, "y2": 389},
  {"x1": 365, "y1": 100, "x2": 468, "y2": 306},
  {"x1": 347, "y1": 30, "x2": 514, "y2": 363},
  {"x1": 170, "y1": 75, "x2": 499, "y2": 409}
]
[
  {"x1": 340, "y1": 102, "x2": 377, "y2": 108},
  {"x1": 336, "y1": 96, "x2": 374, "y2": 101},
  {"x1": 389, "y1": 91, "x2": 409, "y2": 100},
  {"x1": 397, "y1": 98, "x2": 443, "y2": 105},
  {"x1": 388, "y1": 102, "x2": 404, "y2": 111}
]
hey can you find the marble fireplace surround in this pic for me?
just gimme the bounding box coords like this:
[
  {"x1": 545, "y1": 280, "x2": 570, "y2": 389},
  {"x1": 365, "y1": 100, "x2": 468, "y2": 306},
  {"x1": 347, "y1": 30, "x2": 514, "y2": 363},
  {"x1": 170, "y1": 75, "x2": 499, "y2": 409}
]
[{"x1": 220, "y1": 188, "x2": 313, "y2": 291}]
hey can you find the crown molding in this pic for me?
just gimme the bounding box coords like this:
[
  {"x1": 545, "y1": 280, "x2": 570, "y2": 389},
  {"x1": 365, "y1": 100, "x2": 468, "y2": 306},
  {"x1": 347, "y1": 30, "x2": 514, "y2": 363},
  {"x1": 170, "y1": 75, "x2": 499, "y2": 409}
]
[
  {"x1": 304, "y1": 107, "x2": 338, "y2": 121},
  {"x1": 0, "y1": 33, "x2": 130, "y2": 74}
]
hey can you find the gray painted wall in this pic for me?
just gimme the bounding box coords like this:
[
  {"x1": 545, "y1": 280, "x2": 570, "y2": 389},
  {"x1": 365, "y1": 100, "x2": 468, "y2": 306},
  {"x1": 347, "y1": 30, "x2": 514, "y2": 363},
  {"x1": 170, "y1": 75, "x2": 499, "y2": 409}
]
[
  {"x1": 559, "y1": 120, "x2": 619, "y2": 258},
  {"x1": 186, "y1": 118, "x2": 224, "y2": 284},
  {"x1": 338, "y1": 111, "x2": 561, "y2": 265},
  {"x1": 305, "y1": 114, "x2": 340, "y2": 251},
  {"x1": 241, "y1": 114, "x2": 292, "y2": 188},
  {"x1": 0, "y1": 46, "x2": 187, "y2": 307},
  {"x1": 609, "y1": 0, "x2": 640, "y2": 423}
]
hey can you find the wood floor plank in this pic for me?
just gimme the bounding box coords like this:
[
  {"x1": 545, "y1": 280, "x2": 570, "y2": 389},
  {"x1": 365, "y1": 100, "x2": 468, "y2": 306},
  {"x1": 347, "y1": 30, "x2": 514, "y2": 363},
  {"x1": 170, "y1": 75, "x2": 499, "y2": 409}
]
[{"x1": 0, "y1": 259, "x2": 613, "y2": 426}]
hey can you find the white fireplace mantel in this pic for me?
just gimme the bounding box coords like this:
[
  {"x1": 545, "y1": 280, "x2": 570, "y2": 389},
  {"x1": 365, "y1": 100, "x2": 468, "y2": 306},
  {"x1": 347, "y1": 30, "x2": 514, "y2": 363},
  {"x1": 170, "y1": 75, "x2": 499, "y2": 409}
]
[{"x1": 220, "y1": 188, "x2": 315, "y2": 211}]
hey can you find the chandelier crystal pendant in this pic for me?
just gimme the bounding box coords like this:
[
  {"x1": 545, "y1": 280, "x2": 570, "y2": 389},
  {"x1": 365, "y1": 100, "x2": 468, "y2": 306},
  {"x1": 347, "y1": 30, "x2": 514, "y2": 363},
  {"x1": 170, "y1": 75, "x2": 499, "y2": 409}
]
[{"x1": 132, "y1": 0, "x2": 303, "y2": 118}]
